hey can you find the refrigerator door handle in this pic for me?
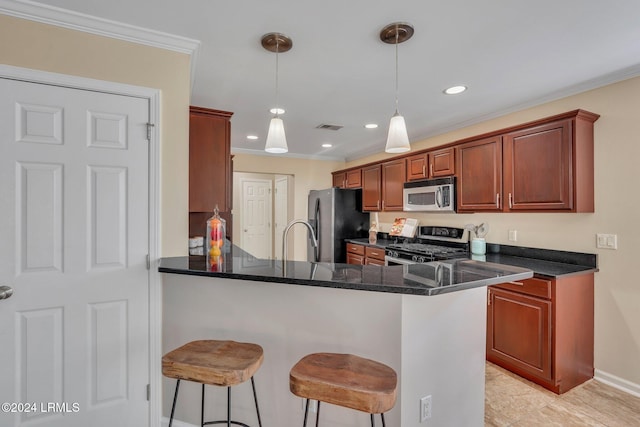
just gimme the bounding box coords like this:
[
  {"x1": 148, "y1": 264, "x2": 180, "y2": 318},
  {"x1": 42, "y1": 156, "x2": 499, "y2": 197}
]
[{"x1": 314, "y1": 198, "x2": 321, "y2": 262}]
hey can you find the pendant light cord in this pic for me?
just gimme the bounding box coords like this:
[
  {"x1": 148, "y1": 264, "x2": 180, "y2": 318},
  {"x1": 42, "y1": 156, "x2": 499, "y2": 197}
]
[
  {"x1": 394, "y1": 27, "x2": 399, "y2": 115},
  {"x1": 274, "y1": 38, "x2": 280, "y2": 118}
]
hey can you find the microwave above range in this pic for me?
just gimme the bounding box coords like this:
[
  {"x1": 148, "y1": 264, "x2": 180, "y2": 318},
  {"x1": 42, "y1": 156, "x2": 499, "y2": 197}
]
[{"x1": 403, "y1": 177, "x2": 456, "y2": 212}]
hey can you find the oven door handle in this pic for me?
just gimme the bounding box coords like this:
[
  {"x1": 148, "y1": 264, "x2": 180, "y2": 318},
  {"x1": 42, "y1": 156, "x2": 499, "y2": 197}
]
[{"x1": 385, "y1": 255, "x2": 417, "y2": 266}]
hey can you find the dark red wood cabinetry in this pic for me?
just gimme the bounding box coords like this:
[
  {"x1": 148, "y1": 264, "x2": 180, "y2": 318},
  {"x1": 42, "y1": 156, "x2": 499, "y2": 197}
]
[
  {"x1": 487, "y1": 274, "x2": 594, "y2": 394},
  {"x1": 457, "y1": 136, "x2": 503, "y2": 211},
  {"x1": 381, "y1": 159, "x2": 405, "y2": 211},
  {"x1": 332, "y1": 168, "x2": 362, "y2": 189},
  {"x1": 188, "y1": 106, "x2": 233, "y2": 239},
  {"x1": 406, "y1": 147, "x2": 455, "y2": 181},
  {"x1": 362, "y1": 165, "x2": 382, "y2": 211}
]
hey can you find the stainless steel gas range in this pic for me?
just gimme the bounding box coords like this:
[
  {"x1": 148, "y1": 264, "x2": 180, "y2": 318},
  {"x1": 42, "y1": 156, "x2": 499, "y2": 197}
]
[{"x1": 384, "y1": 226, "x2": 469, "y2": 266}]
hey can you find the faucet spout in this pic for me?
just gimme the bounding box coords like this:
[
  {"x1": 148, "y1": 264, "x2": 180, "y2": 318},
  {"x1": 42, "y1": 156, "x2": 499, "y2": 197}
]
[{"x1": 282, "y1": 219, "x2": 318, "y2": 263}]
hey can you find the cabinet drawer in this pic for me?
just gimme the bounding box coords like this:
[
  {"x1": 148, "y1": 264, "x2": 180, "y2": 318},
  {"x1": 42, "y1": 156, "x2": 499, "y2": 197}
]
[
  {"x1": 365, "y1": 246, "x2": 386, "y2": 261},
  {"x1": 492, "y1": 277, "x2": 551, "y2": 299},
  {"x1": 346, "y1": 253, "x2": 364, "y2": 265},
  {"x1": 346, "y1": 243, "x2": 365, "y2": 256},
  {"x1": 365, "y1": 257, "x2": 386, "y2": 266}
]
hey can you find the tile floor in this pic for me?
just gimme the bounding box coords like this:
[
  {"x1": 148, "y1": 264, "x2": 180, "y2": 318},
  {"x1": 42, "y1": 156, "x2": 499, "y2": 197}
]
[{"x1": 485, "y1": 362, "x2": 640, "y2": 426}]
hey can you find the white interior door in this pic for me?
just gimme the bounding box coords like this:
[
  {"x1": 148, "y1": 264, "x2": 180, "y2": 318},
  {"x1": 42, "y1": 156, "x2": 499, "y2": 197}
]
[
  {"x1": 273, "y1": 176, "x2": 290, "y2": 261},
  {"x1": 0, "y1": 78, "x2": 150, "y2": 426},
  {"x1": 240, "y1": 178, "x2": 272, "y2": 259}
]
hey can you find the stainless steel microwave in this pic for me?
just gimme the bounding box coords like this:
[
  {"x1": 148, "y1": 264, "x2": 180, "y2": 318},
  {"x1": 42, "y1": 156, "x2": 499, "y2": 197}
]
[{"x1": 403, "y1": 177, "x2": 456, "y2": 212}]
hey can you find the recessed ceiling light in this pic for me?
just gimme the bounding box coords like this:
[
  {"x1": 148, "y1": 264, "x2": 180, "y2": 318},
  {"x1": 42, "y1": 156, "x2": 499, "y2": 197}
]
[
  {"x1": 247, "y1": 135, "x2": 259, "y2": 140},
  {"x1": 444, "y1": 85, "x2": 467, "y2": 95},
  {"x1": 270, "y1": 107, "x2": 285, "y2": 115},
  {"x1": 321, "y1": 143, "x2": 332, "y2": 148},
  {"x1": 364, "y1": 123, "x2": 378, "y2": 129}
]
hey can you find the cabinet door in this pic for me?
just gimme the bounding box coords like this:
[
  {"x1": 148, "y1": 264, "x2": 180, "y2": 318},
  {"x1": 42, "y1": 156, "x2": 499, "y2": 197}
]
[
  {"x1": 362, "y1": 165, "x2": 382, "y2": 211},
  {"x1": 346, "y1": 252, "x2": 365, "y2": 265},
  {"x1": 406, "y1": 153, "x2": 428, "y2": 181},
  {"x1": 189, "y1": 108, "x2": 232, "y2": 213},
  {"x1": 381, "y1": 159, "x2": 406, "y2": 211},
  {"x1": 487, "y1": 287, "x2": 552, "y2": 381},
  {"x1": 332, "y1": 172, "x2": 346, "y2": 188},
  {"x1": 345, "y1": 169, "x2": 362, "y2": 188},
  {"x1": 504, "y1": 119, "x2": 572, "y2": 210},
  {"x1": 430, "y1": 147, "x2": 455, "y2": 177},
  {"x1": 457, "y1": 136, "x2": 503, "y2": 211}
]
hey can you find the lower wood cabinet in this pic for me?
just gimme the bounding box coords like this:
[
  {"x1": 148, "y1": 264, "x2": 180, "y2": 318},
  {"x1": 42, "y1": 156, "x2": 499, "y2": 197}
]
[
  {"x1": 346, "y1": 243, "x2": 365, "y2": 265},
  {"x1": 364, "y1": 246, "x2": 386, "y2": 266},
  {"x1": 487, "y1": 274, "x2": 594, "y2": 394}
]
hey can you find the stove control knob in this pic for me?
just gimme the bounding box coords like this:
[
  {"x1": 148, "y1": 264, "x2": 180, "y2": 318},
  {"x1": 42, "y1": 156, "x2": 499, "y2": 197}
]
[
  {"x1": 411, "y1": 255, "x2": 418, "y2": 262},
  {"x1": 390, "y1": 251, "x2": 398, "y2": 258},
  {"x1": 417, "y1": 256, "x2": 425, "y2": 263}
]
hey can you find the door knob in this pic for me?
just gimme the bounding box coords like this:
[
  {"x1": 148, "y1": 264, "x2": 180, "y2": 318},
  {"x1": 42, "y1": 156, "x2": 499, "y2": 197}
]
[{"x1": 0, "y1": 285, "x2": 13, "y2": 300}]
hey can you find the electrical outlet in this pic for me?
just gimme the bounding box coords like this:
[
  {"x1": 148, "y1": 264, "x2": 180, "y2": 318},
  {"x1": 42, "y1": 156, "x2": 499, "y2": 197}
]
[
  {"x1": 508, "y1": 230, "x2": 517, "y2": 242},
  {"x1": 420, "y1": 395, "x2": 432, "y2": 422},
  {"x1": 596, "y1": 233, "x2": 618, "y2": 249}
]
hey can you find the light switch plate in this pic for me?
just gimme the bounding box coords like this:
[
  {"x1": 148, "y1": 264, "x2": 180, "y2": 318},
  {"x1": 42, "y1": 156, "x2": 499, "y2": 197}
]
[{"x1": 596, "y1": 233, "x2": 618, "y2": 249}]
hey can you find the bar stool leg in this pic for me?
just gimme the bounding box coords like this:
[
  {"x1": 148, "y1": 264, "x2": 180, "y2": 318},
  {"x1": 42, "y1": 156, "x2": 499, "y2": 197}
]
[
  {"x1": 370, "y1": 413, "x2": 375, "y2": 427},
  {"x1": 381, "y1": 413, "x2": 386, "y2": 427},
  {"x1": 303, "y1": 399, "x2": 310, "y2": 427},
  {"x1": 250, "y1": 377, "x2": 263, "y2": 427},
  {"x1": 169, "y1": 379, "x2": 181, "y2": 427},
  {"x1": 227, "y1": 386, "x2": 231, "y2": 427},
  {"x1": 201, "y1": 384, "x2": 205, "y2": 427},
  {"x1": 315, "y1": 401, "x2": 320, "y2": 427}
]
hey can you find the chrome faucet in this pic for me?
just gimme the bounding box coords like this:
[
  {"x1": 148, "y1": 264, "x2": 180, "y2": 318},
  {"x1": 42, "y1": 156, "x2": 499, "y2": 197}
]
[{"x1": 282, "y1": 219, "x2": 318, "y2": 263}]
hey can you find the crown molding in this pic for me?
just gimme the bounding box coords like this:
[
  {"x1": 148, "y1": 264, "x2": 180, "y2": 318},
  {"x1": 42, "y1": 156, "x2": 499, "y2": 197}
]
[
  {"x1": 231, "y1": 147, "x2": 345, "y2": 162},
  {"x1": 0, "y1": 0, "x2": 201, "y2": 88}
]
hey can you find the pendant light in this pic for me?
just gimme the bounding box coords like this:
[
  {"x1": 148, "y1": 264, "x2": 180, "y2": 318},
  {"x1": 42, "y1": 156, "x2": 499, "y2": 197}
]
[
  {"x1": 380, "y1": 22, "x2": 414, "y2": 154},
  {"x1": 261, "y1": 32, "x2": 292, "y2": 154}
]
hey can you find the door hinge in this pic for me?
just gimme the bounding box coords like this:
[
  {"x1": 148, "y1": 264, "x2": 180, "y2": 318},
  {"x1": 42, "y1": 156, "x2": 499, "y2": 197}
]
[
  {"x1": 146, "y1": 254, "x2": 150, "y2": 270},
  {"x1": 146, "y1": 123, "x2": 155, "y2": 141},
  {"x1": 146, "y1": 384, "x2": 150, "y2": 401}
]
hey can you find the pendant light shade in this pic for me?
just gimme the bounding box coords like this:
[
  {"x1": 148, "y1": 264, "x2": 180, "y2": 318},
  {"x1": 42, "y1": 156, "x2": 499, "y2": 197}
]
[
  {"x1": 261, "y1": 32, "x2": 292, "y2": 154},
  {"x1": 385, "y1": 113, "x2": 410, "y2": 153},
  {"x1": 380, "y1": 22, "x2": 413, "y2": 154},
  {"x1": 265, "y1": 117, "x2": 288, "y2": 153}
]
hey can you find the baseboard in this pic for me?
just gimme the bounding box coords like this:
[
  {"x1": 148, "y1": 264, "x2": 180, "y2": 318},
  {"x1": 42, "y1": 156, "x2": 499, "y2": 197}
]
[
  {"x1": 594, "y1": 369, "x2": 640, "y2": 398},
  {"x1": 161, "y1": 417, "x2": 198, "y2": 427}
]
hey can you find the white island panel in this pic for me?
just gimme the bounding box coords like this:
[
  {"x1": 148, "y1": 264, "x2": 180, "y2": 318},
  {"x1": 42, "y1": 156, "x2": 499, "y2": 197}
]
[{"x1": 162, "y1": 274, "x2": 486, "y2": 426}]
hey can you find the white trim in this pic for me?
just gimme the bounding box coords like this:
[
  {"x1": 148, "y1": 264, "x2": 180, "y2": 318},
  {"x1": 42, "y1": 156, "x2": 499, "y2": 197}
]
[
  {"x1": 594, "y1": 369, "x2": 640, "y2": 398},
  {"x1": 0, "y1": 0, "x2": 200, "y2": 89},
  {"x1": 161, "y1": 417, "x2": 198, "y2": 427},
  {"x1": 0, "y1": 64, "x2": 163, "y2": 427}
]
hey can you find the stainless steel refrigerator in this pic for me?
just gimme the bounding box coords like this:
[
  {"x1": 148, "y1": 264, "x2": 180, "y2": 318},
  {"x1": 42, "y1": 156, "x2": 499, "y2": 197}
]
[{"x1": 308, "y1": 188, "x2": 369, "y2": 263}]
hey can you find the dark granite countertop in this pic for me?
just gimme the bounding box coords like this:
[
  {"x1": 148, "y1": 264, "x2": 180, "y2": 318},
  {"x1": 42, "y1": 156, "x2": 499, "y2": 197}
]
[
  {"x1": 159, "y1": 245, "x2": 533, "y2": 296},
  {"x1": 345, "y1": 239, "x2": 598, "y2": 278}
]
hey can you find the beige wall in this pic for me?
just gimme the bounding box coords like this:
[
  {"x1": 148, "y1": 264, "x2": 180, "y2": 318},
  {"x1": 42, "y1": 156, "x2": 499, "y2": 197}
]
[
  {"x1": 233, "y1": 153, "x2": 345, "y2": 260},
  {"x1": 0, "y1": 14, "x2": 191, "y2": 256},
  {"x1": 347, "y1": 76, "x2": 640, "y2": 389}
]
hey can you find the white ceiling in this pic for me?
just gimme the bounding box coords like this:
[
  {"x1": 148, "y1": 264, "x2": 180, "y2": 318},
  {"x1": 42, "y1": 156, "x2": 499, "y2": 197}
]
[{"x1": 26, "y1": 0, "x2": 640, "y2": 161}]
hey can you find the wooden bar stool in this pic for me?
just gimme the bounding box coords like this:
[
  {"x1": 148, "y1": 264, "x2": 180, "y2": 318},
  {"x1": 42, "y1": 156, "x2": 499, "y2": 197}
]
[
  {"x1": 162, "y1": 340, "x2": 264, "y2": 427},
  {"x1": 289, "y1": 353, "x2": 398, "y2": 427}
]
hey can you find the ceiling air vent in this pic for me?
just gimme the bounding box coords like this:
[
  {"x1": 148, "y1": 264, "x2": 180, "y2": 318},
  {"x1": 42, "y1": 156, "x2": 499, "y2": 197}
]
[{"x1": 315, "y1": 123, "x2": 343, "y2": 131}]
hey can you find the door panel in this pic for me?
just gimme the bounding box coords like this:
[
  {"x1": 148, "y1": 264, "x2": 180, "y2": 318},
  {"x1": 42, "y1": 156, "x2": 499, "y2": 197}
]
[
  {"x1": 240, "y1": 179, "x2": 272, "y2": 259},
  {"x1": 0, "y1": 78, "x2": 150, "y2": 427}
]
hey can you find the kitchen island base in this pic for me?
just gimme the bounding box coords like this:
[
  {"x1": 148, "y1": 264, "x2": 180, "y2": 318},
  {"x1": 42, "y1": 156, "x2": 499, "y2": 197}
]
[{"x1": 163, "y1": 274, "x2": 488, "y2": 426}]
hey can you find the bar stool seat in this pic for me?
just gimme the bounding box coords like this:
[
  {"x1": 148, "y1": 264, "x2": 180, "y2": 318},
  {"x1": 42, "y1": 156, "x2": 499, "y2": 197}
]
[
  {"x1": 290, "y1": 353, "x2": 397, "y2": 426},
  {"x1": 163, "y1": 340, "x2": 263, "y2": 427}
]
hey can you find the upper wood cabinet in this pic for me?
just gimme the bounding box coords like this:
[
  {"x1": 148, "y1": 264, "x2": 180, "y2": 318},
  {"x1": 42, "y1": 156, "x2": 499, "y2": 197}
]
[
  {"x1": 188, "y1": 106, "x2": 233, "y2": 238},
  {"x1": 458, "y1": 110, "x2": 598, "y2": 213},
  {"x1": 457, "y1": 136, "x2": 503, "y2": 212},
  {"x1": 332, "y1": 171, "x2": 346, "y2": 188},
  {"x1": 332, "y1": 168, "x2": 362, "y2": 188},
  {"x1": 406, "y1": 147, "x2": 455, "y2": 181},
  {"x1": 406, "y1": 153, "x2": 428, "y2": 181},
  {"x1": 362, "y1": 164, "x2": 382, "y2": 211},
  {"x1": 503, "y1": 112, "x2": 597, "y2": 212},
  {"x1": 381, "y1": 159, "x2": 406, "y2": 211}
]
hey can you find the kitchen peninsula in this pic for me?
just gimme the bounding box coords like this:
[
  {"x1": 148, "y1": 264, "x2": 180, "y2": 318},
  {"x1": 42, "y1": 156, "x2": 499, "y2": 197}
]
[{"x1": 160, "y1": 246, "x2": 533, "y2": 426}]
